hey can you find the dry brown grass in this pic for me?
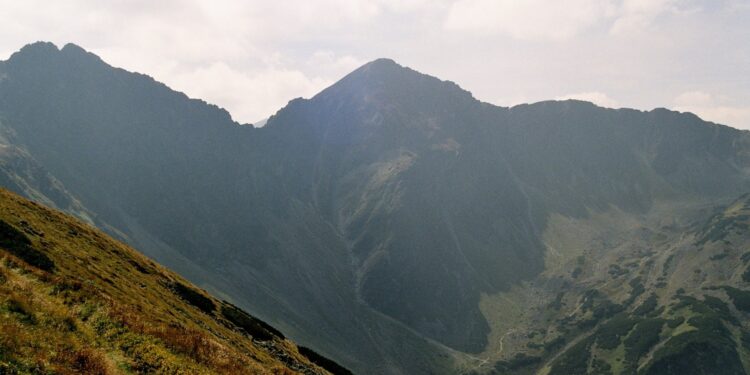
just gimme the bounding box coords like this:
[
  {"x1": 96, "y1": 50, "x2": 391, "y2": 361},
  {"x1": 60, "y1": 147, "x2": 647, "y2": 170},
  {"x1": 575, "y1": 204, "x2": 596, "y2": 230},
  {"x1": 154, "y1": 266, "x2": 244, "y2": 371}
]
[
  {"x1": 272, "y1": 367, "x2": 298, "y2": 375},
  {"x1": 0, "y1": 188, "x2": 326, "y2": 374},
  {"x1": 0, "y1": 321, "x2": 24, "y2": 352},
  {"x1": 54, "y1": 348, "x2": 112, "y2": 375},
  {"x1": 106, "y1": 301, "x2": 250, "y2": 373}
]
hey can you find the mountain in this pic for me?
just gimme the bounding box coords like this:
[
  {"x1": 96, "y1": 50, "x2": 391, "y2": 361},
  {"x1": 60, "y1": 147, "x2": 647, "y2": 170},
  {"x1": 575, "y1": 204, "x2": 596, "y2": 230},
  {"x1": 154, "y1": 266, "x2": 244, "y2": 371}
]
[
  {"x1": 2, "y1": 42, "x2": 750, "y2": 374},
  {"x1": 0, "y1": 43, "x2": 453, "y2": 374},
  {"x1": 0, "y1": 188, "x2": 347, "y2": 374}
]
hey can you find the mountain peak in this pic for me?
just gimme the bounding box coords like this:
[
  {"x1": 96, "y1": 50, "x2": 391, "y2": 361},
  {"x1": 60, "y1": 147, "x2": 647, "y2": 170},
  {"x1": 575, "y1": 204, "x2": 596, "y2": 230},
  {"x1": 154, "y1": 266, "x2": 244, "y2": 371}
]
[
  {"x1": 5, "y1": 41, "x2": 103, "y2": 69},
  {"x1": 310, "y1": 57, "x2": 475, "y2": 107},
  {"x1": 60, "y1": 42, "x2": 89, "y2": 55},
  {"x1": 345, "y1": 57, "x2": 426, "y2": 82},
  {"x1": 357, "y1": 57, "x2": 401, "y2": 72},
  {"x1": 20, "y1": 41, "x2": 59, "y2": 52},
  {"x1": 8, "y1": 41, "x2": 60, "y2": 62},
  {"x1": 368, "y1": 57, "x2": 398, "y2": 65}
]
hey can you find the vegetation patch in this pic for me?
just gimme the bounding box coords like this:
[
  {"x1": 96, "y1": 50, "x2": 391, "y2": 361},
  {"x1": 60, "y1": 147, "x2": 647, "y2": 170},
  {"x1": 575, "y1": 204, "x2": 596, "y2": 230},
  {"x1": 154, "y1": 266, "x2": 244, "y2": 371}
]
[
  {"x1": 702, "y1": 295, "x2": 733, "y2": 318},
  {"x1": 642, "y1": 315, "x2": 742, "y2": 375},
  {"x1": 666, "y1": 316, "x2": 685, "y2": 329},
  {"x1": 590, "y1": 358, "x2": 613, "y2": 375},
  {"x1": 220, "y1": 301, "x2": 284, "y2": 341},
  {"x1": 633, "y1": 294, "x2": 658, "y2": 316},
  {"x1": 624, "y1": 277, "x2": 645, "y2": 305},
  {"x1": 593, "y1": 313, "x2": 638, "y2": 350},
  {"x1": 571, "y1": 267, "x2": 582, "y2": 279},
  {"x1": 298, "y1": 346, "x2": 353, "y2": 375},
  {"x1": 548, "y1": 336, "x2": 594, "y2": 375},
  {"x1": 696, "y1": 214, "x2": 749, "y2": 246},
  {"x1": 580, "y1": 290, "x2": 624, "y2": 322},
  {"x1": 0, "y1": 219, "x2": 54, "y2": 271},
  {"x1": 168, "y1": 281, "x2": 216, "y2": 315},
  {"x1": 709, "y1": 252, "x2": 729, "y2": 261},
  {"x1": 2, "y1": 298, "x2": 36, "y2": 325},
  {"x1": 127, "y1": 259, "x2": 151, "y2": 275},
  {"x1": 54, "y1": 348, "x2": 109, "y2": 375},
  {"x1": 549, "y1": 292, "x2": 565, "y2": 310},
  {"x1": 623, "y1": 318, "x2": 664, "y2": 364},
  {"x1": 608, "y1": 264, "x2": 627, "y2": 277},
  {"x1": 542, "y1": 335, "x2": 566, "y2": 353},
  {"x1": 721, "y1": 286, "x2": 750, "y2": 313},
  {"x1": 742, "y1": 266, "x2": 750, "y2": 282},
  {"x1": 672, "y1": 295, "x2": 737, "y2": 325}
]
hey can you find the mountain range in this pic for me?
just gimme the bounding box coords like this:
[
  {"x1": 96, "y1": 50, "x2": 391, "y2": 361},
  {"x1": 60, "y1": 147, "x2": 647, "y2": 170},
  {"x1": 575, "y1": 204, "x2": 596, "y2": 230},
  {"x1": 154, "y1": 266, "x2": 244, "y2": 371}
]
[{"x1": 2, "y1": 41, "x2": 750, "y2": 374}]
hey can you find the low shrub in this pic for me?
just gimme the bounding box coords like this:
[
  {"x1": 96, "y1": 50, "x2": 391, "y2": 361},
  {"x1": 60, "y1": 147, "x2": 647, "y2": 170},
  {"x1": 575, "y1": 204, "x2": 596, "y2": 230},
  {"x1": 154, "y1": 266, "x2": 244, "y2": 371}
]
[
  {"x1": 298, "y1": 346, "x2": 353, "y2": 375},
  {"x1": 3, "y1": 298, "x2": 36, "y2": 325},
  {"x1": 169, "y1": 282, "x2": 215, "y2": 315},
  {"x1": 56, "y1": 348, "x2": 110, "y2": 375},
  {"x1": 667, "y1": 316, "x2": 685, "y2": 329},
  {"x1": 548, "y1": 336, "x2": 594, "y2": 375},
  {"x1": 0, "y1": 219, "x2": 54, "y2": 271},
  {"x1": 624, "y1": 318, "x2": 665, "y2": 364},
  {"x1": 723, "y1": 286, "x2": 750, "y2": 312},
  {"x1": 220, "y1": 302, "x2": 284, "y2": 341},
  {"x1": 594, "y1": 313, "x2": 637, "y2": 350},
  {"x1": 633, "y1": 294, "x2": 658, "y2": 316}
]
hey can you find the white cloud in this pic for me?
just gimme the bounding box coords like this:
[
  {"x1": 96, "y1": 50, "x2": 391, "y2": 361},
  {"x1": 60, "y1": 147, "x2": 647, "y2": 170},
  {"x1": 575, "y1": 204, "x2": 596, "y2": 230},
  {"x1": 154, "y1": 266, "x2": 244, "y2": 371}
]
[
  {"x1": 556, "y1": 92, "x2": 620, "y2": 108},
  {"x1": 674, "y1": 91, "x2": 750, "y2": 129},
  {"x1": 610, "y1": 0, "x2": 678, "y2": 35},
  {"x1": 170, "y1": 62, "x2": 331, "y2": 124},
  {"x1": 443, "y1": 0, "x2": 680, "y2": 40},
  {"x1": 307, "y1": 51, "x2": 366, "y2": 78},
  {"x1": 444, "y1": 0, "x2": 614, "y2": 40}
]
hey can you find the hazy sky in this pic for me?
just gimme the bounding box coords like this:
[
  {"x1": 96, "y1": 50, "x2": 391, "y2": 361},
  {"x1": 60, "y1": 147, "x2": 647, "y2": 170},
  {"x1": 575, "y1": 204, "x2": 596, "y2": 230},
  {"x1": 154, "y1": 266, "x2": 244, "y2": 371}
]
[{"x1": 1, "y1": 0, "x2": 749, "y2": 129}]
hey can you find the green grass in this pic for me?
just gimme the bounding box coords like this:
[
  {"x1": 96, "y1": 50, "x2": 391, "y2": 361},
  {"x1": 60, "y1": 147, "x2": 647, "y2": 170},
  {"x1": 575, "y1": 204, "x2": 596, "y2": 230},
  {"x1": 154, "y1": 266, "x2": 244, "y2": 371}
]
[{"x1": 0, "y1": 188, "x2": 329, "y2": 374}]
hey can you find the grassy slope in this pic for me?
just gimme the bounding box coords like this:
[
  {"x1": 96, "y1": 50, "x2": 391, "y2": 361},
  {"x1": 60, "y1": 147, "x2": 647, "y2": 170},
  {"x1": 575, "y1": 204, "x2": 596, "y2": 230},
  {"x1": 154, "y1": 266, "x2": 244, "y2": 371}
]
[{"x1": 0, "y1": 188, "x2": 336, "y2": 374}]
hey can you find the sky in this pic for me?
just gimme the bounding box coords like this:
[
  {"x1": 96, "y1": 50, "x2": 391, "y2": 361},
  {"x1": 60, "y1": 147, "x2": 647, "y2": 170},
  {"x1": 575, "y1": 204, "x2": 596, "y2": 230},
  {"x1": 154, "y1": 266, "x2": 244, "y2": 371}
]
[{"x1": 1, "y1": 0, "x2": 749, "y2": 129}]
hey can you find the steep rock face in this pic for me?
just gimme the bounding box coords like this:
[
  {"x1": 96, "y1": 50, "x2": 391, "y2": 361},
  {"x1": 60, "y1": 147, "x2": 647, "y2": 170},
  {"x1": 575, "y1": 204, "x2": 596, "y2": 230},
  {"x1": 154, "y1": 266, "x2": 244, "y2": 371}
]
[{"x1": 2, "y1": 42, "x2": 750, "y2": 373}]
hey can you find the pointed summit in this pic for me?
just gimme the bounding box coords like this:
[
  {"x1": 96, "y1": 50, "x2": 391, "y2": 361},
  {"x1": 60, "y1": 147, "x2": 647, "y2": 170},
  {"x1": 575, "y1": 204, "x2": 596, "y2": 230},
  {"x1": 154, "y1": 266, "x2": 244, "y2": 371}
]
[
  {"x1": 61, "y1": 43, "x2": 88, "y2": 54},
  {"x1": 59, "y1": 43, "x2": 106, "y2": 67},
  {"x1": 266, "y1": 57, "x2": 482, "y2": 135},
  {"x1": 352, "y1": 58, "x2": 402, "y2": 77},
  {"x1": 310, "y1": 57, "x2": 476, "y2": 110}
]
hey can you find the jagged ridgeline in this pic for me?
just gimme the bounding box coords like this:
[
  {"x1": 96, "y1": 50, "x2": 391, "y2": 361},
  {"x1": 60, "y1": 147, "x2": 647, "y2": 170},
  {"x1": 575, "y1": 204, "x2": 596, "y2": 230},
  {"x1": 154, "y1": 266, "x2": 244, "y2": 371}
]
[
  {"x1": 2, "y1": 42, "x2": 750, "y2": 374},
  {"x1": 0, "y1": 189, "x2": 348, "y2": 374}
]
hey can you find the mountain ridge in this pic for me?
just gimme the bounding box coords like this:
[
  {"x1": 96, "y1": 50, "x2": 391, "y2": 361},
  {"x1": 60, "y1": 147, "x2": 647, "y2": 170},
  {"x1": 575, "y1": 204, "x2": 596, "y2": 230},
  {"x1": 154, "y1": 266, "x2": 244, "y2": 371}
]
[{"x1": 2, "y1": 41, "x2": 750, "y2": 374}]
